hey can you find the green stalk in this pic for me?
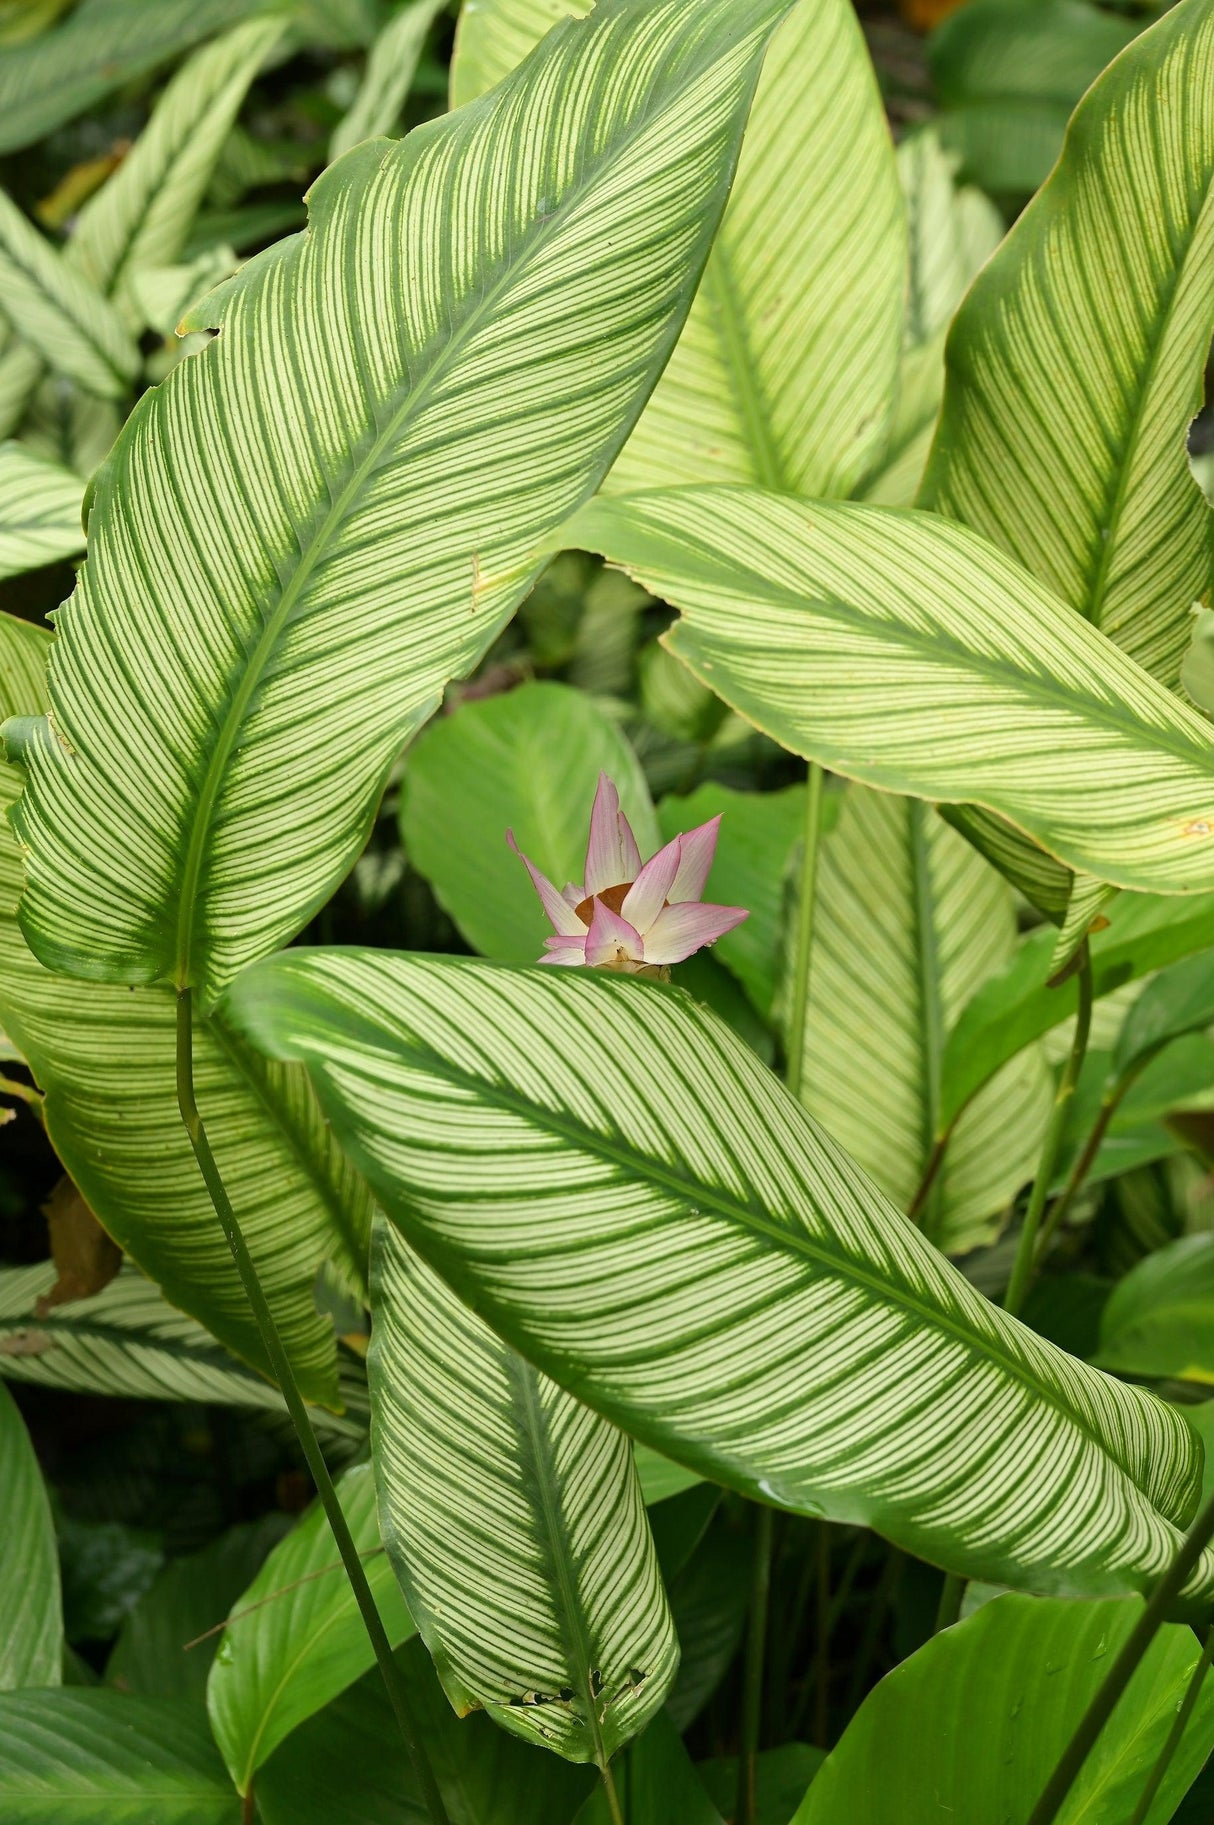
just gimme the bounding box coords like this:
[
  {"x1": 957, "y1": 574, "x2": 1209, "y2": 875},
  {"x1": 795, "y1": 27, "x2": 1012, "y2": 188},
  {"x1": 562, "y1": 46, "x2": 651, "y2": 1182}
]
[
  {"x1": 1004, "y1": 947, "x2": 1093, "y2": 1319},
  {"x1": 784, "y1": 762, "x2": 825, "y2": 1103},
  {"x1": 933, "y1": 1572, "x2": 963, "y2": 1635},
  {"x1": 1033, "y1": 1047, "x2": 1158, "y2": 1273},
  {"x1": 735, "y1": 1505, "x2": 775, "y2": 1825},
  {"x1": 600, "y1": 1760, "x2": 626, "y2": 1825},
  {"x1": 1127, "y1": 1626, "x2": 1214, "y2": 1825},
  {"x1": 175, "y1": 989, "x2": 450, "y2": 1825},
  {"x1": 1027, "y1": 1488, "x2": 1214, "y2": 1825}
]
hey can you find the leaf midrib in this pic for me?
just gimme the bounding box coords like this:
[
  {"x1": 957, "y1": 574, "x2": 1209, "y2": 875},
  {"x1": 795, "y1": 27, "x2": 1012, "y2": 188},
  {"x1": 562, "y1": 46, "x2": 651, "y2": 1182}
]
[
  {"x1": 172, "y1": 21, "x2": 748, "y2": 992},
  {"x1": 311, "y1": 977, "x2": 1180, "y2": 1513}
]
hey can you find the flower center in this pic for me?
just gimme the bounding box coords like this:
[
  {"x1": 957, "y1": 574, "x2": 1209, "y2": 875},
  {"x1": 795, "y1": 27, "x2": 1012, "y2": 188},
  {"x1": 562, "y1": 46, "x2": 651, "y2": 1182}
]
[{"x1": 575, "y1": 881, "x2": 631, "y2": 925}]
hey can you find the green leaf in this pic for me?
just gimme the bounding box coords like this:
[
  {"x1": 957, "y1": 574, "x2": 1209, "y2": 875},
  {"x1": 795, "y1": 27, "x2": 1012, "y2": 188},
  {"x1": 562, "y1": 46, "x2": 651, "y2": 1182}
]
[
  {"x1": 1094, "y1": 1236, "x2": 1214, "y2": 1387},
  {"x1": 0, "y1": 1261, "x2": 364, "y2": 1445},
  {"x1": 0, "y1": 188, "x2": 139, "y2": 398},
  {"x1": 1052, "y1": 1037, "x2": 1214, "y2": 1194},
  {"x1": 930, "y1": 0, "x2": 1140, "y2": 197},
  {"x1": 330, "y1": 0, "x2": 446, "y2": 160},
  {"x1": 656, "y1": 781, "x2": 806, "y2": 1018},
  {"x1": 224, "y1": 947, "x2": 1214, "y2": 1605},
  {"x1": 105, "y1": 1516, "x2": 289, "y2": 1703},
  {"x1": 0, "y1": 442, "x2": 83, "y2": 579},
  {"x1": 258, "y1": 1639, "x2": 595, "y2": 1825},
  {"x1": 0, "y1": 0, "x2": 275, "y2": 155},
  {"x1": 450, "y1": 0, "x2": 593, "y2": 108},
  {"x1": 0, "y1": 1380, "x2": 60, "y2": 1690},
  {"x1": 9, "y1": 0, "x2": 790, "y2": 1010},
  {"x1": 206, "y1": 1461, "x2": 415, "y2": 1792},
  {"x1": 698, "y1": 1745, "x2": 824, "y2": 1824},
  {"x1": 562, "y1": 489, "x2": 1214, "y2": 898},
  {"x1": 633, "y1": 1444, "x2": 705, "y2": 1507},
  {"x1": 605, "y1": 0, "x2": 905, "y2": 502},
  {"x1": 0, "y1": 1690, "x2": 240, "y2": 1823},
  {"x1": 574, "y1": 1712, "x2": 723, "y2": 1824},
  {"x1": 401, "y1": 681, "x2": 658, "y2": 964},
  {"x1": 926, "y1": 0, "x2": 1214, "y2": 694},
  {"x1": 797, "y1": 786, "x2": 1051, "y2": 1255},
  {"x1": 793, "y1": 1592, "x2": 1214, "y2": 1825},
  {"x1": 941, "y1": 892, "x2": 1214, "y2": 1135},
  {"x1": 1115, "y1": 952, "x2": 1214, "y2": 1081},
  {"x1": 370, "y1": 1222, "x2": 677, "y2": 1762},
  {"x1": 0, "y1": 609, "x2": 373, "y2": 1400}
]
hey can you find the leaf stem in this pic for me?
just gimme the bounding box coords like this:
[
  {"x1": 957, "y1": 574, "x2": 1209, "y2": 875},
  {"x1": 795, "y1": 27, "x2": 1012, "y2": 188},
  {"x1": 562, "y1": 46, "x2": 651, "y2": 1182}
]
[
  {"x1": 174, "y1": 989, "x2": 450, "y2": 1825},
  {"x1": 933, "y1": 1571, "x2": 963, "y2": 1635},
  {"x1": 1004, "y1": 946, "x2": 1093, "y2": 1318},
  {"x1": 600, "y1": 1758, "x2": 626, "y2": 1825},
  {"x1": 736, "y1": 1504, "x2": 775, "y2": 1825},
  {"x1": 1027, "y1": 1489, "x2": 1214, "y2": 1825},
  {"x1": 1127, "y1": 1625, "x2": 1214, "y2": 1825},
  {"x1": 784, "y1": 763, "x2": 825, "y2": 1103},
  {"x1": 1032, "y1": 1048, "x2": 1157, "y2": 1272}
]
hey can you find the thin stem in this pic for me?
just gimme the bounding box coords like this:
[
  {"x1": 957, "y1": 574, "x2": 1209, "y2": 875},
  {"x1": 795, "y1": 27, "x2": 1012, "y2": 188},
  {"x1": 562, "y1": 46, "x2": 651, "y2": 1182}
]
[
  {"x1": 0, "y1": 1071, "x2": 43, "y2": 1109},
  {"x1": 1033, "y1": 1048, "x2": 1157, "y2": 1272},
  {"x1": 906, "y1": 1131, "x2": 948, "y2": 1227},
  {"x1": 933, "y1": 1572, "x2": 963, "y2": 1635},
  {"x1": 1004, "y1": 946, "x2": 1093, "y2": 1319},
  {"x1": 736, "y1": 1505, "x2": 775, "y2": 1825},
  {"x1": 1027, "y1": 1486, "x2": 1214, "y2": 1825},
  {"x1": 174, "y1": 990, "x2": 450, "y2": 1825},
  {"x1": 784, "y1": 763, "x2": 825, "y2": 1103},
  {"x1": 1127, "y1": 1626, "x2": 1214, "y2": 1825},
  {"x1": 600, "y1": 1759, "x2": 626, "y2": 1825}
]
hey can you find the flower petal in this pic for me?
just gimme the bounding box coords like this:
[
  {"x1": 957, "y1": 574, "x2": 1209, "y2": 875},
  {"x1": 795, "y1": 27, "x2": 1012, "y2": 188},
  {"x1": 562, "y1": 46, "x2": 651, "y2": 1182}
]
[
  {"x1": 585, "y1": 898, "x2": 645, "y2": 968},
  {"x1": 539, "y1": 934, "x2": 588, "y2": 967},
  {"x1": 669, "y1": 815, "x2": 721, "y2": 903},
  {"x1": 621, "y1": 834, "x2": 682, "y2": 933},
  {"x1": 507, "y1": 831, "x2": 584, "y2": 937},
  {"x1": 584, "y1": 773, "x2": 641, "y2": 895},
  {"x1": 641, "y1": 899, "x2": 747, "y2": 965}
]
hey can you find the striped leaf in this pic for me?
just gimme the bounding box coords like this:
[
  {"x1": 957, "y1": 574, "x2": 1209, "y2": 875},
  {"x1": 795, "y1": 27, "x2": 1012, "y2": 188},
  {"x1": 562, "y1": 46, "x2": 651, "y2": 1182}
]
[
  {"x1": 452, "y1": 0, "x2": 905, "y2": 503},
  {"x1": 925, "y1": 0, "x2": 1214, "y2": 694},
  {"x1": 0, "y1": 188, "x2": 139, "y2": 398},
  {"x1": 371, "y1": 1224, "x2": 677, "y2": 1763},
  {"x1": 401, "y1": 680, "x2": 658, "y2": 964},
  {"x1": 329, "y1": 0, "x2": 445, "y2": 160},
  {"x1": 7, "y1": 0, "x2": 790, "y2": 1009},
  {"x1": 0, "y1": 0, "x2": 272, "y2": 155},
  {"x1": 0, "y1": 1261, "x2": 364, "y2": 1442},
  {"x1": 797, "y1": 785, "x2": 1052, "y2": 1256},
  {"x1": 562, "y1": 490, "x2": 1214, "y2": 898},
  {"x1": 449, "y1": 0, "x2": 592, "y2": 109},
  {"x1": 0, "y1": 19, "x2": 283, "y2": 444},
  {"x1": 0, "y1": 442, "x2": 83, "y2": 579},
  {"x1": 0, "y1": 610, "x2": 371, "y2": 1401},
  {"x1": 224, "y1": 948, "x2": 1214, "y2": 1605},
  {"x1": 207, "y1": 1461, "x2": 415, "y2": 1792},
  {"x1": 0, "y1": 1380, "x2": 60, "y2": 1690}
]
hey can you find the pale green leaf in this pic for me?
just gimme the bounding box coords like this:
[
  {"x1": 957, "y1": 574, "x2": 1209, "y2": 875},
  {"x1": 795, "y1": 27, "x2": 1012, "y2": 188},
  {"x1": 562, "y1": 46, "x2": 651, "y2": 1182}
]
[
  {"x1": 330, "y1": 0, "x2": 446, "y2": 160},
  {"x1": 0, "y1": 0, "x2": 276, "y2": 155},
  {"x1": 127, "y1": 245, "x2": 240, "y2": 340},
  {"x1": 8, "y1": 0, "x2": 791, "y2": 1009},
  {"x1": 0, "y1": 442, "x2": 83, "y2": 579},
  {"x1": 0, "y1": 189, "x2": 139, "y2": 399},
  {"x1": 371, "y1": 1224, "x2": 678, "y2": 1761},
  {"x1": 1095, "y1": 1236, "x2": 1214, "y2": 1387},
  {"x1": 633, "y1": 1444, "x2": 704, "y2": 1507},
  {"x1": 224, "y1": 948, "x2": 1214, "y2": 1604},
  {"x1": 793, "y1": 1593, "x2": 1214, "y2": 1825},
  {"x1": 0, "y1": 611, "x2": 372, "y2": 1399},
  {"x1": 449, "y1": 0, "x2": 592, "y2": 109},
  {"x1": 941, "y1": 891, "x2": 1214, "y2": 1135},
  {"x1": 0, "y1": 1380, "x2": 61, "y2": 1690},
  {"x1": 798, "y1": 786, "x2": 1052, "y2": 1256},
  {"x1": 400, "y1": 681, "x2": 658, "y2": 964},
  {"x1": 207, "y1": 1461, "x2": 415, "y2": 1792},
  {"x1": 926, "y1": 0, "x2": 1214, "y2": 693},
  {"x1": 0, "y1": 1690, "x2": 240, "y2": 1823},
  {"x1": 564, "y1": 490, "x2": 1214, "y2": 898},
  {"x1": 656, "y1": 781, "x2": 806, "y2": 1018}
]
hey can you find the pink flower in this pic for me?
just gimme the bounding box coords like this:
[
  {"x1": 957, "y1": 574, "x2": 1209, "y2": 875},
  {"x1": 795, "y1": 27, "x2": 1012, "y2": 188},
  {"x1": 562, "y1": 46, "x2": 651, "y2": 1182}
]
[{"x1": 508, "y1": 773, "x2": 748, "y2": 973}]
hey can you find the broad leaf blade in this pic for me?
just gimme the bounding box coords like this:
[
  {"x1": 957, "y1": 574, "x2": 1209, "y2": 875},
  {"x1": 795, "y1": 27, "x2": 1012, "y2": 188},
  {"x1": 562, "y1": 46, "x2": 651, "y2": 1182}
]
[
  {"x1": 1094, "y1": 1236, "x2": 1214, "y2": 1386},
  {"x1": 330, "y1": 0, "x2": 445, "y2": 160},
  {"x1": 0, "y1": 442, "x2": 83, "y2": 579},
  {"x1": 925, "y1": 0, "x2": 1214, "y2": 692},
  {"x1": 9, "y1": 0, "x2": 791, "y2": 1008},
  {"x1": 798, "y1": 786, "x2": 1051, "y2": 1255},
  {"x1": 450, "y1": 0, "x2": 592, "y2": 108},
  {"x1": 224, "y1": 948, "x2": 1214, "y2": 1605},
  {"x1": 207, "y1": 1461, "x2": 415, "y2": 1791},
  {"x1": 0, "y1": 1380, "x2": 61, "y2": 1689},
  {"x1": 562, "y1": 490, "x2": 1214, "y2": 897},
  {"x1": 0, "y1": 610, "x2": 370, "y2": 1400},
  {"x1": 371, "y1": 1225, "x2": 678, "y2": 1761},
  {"x1": 0, "y1": 188, "x2": 139, "y2": 398}
]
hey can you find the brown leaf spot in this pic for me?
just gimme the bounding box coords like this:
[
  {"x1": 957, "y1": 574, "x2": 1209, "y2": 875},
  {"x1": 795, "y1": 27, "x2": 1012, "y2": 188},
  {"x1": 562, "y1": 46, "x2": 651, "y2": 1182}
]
[{"x1": 35, "y1": 1177, "x2": 121, "y2": 1317}]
